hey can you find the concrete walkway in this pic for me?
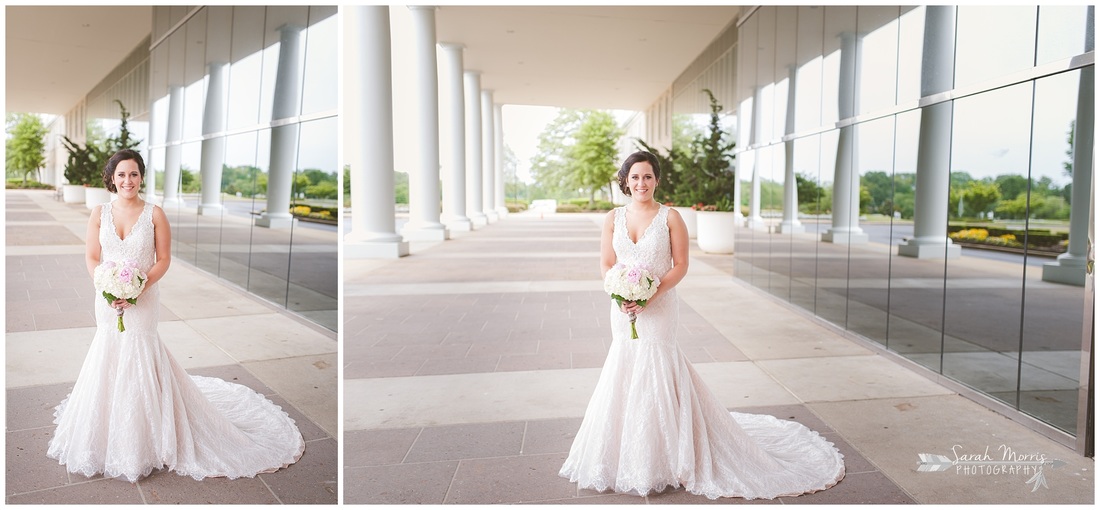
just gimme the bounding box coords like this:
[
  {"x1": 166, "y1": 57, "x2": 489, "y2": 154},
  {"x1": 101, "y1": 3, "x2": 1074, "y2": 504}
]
[
  {"x1": 5, "y1": 189, "x2": 337, "y2": 504},
  {"x1": 343, "y1": 209, "x2": 1093, "y2": 504}
]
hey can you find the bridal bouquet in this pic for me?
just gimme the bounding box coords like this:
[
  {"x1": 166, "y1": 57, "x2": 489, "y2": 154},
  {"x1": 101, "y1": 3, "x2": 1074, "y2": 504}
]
[
  {"x1": 603, "y1": 263, "x2": 660, "y2": 339},
  {"x1": 93, "y1": 259, "x2": 147, "y2": 332}
]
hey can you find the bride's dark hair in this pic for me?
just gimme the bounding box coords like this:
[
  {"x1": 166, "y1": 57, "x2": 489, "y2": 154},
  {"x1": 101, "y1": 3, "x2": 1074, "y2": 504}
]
[
  {"x1": 103, "y1": 149, "x2": 146, "y2": 193},
  {"x1": 616, "y1": 151, "x2": 661, "y2": 196}
]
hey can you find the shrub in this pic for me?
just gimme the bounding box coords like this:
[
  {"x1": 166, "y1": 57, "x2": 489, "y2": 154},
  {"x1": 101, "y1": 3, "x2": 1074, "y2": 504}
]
[
  {"x1": 556, "y1": 203, "x2": 582, "y2": 213},
  {"x1": 6, "y1": 179, "x2": 55, "y2": 190}
]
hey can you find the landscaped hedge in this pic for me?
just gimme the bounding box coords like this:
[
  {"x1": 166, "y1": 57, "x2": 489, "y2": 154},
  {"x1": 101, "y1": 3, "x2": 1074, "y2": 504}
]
[
  {"x1": 947, "y1": 224, "x2": 1067, "y2": 250},
  {"x1": 6, "y1": 179, "x2": 55, "y2": 190}
]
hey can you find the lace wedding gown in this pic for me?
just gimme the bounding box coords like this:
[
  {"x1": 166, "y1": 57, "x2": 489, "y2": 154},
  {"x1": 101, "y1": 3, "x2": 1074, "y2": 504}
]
[
  {"x1": 559, "y1": 205, "x2": 845, "y2": 500},
  {"x1": 47, "y1": 202, "x2": 304, "y2": 483}
]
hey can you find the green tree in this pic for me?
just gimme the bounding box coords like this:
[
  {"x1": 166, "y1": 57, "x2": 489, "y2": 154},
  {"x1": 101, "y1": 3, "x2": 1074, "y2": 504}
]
[
  {"x1": 679, "y1": 89, "x2": 737, "y2": 209},
  {"x1": 568, "y1": 110, "x2": 623, "y2": 207},
  {"x1": 995, "y1": 174, "x2": 1029, "y2": 200},
  {"x1": 861, "y1": 171, "x2": 893, "y2": 215},
  {"x1": 394, "y1": 171, "x2": 409, "y2": 204},
  {"x1": 6, "y1": 113, "x2": 48, "y2": 183},
  {"x1": 530, "y1": 109, "x2": 586, "y2": 197},
  {"x1": 960, "y1": 180, "x2": 1001, "y2": 217}
]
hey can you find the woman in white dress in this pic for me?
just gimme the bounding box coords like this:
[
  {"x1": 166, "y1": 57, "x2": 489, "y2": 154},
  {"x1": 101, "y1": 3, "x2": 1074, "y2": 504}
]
[
  {"x1": 559, "y1": 151, "x2": 845, "y2": 500},
  {"x1": 47, "y1": 149, "x2": 304, "y2": 483}
]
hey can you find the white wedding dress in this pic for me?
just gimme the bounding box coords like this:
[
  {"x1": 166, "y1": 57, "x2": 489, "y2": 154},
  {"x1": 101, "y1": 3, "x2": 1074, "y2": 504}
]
[
  {"x1": 47, "y1": 201, "x2": 304, "y2": 483},
  {"x1": 559, "y1": 205, "x2": 845, "y2": 500}
]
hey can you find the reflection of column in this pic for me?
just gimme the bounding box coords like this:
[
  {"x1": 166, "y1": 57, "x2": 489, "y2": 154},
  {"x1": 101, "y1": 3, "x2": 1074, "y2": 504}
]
[
  {"x1": 494, "y1": 103, "x2": 508, "y2": 217},
  {"x1": 482, "y1": 89, "x2": 498, "y2": 223},
  {"x1": 747, "y1": 86, "x2": 765, "y2": 229},
  {"x1": 822, "y1": 32, "x2": 868, "y2": 244},
  {"x1": 401, "y1": 6, "x2": 449, "y2": 241},
  {"x1": 1043, "y1": 12, "x2": 1093, "y2": 285},
  {"x1": 438, "y1": 43, "x2": 472, "y2": 232},
  {"x1": 778, "y1": 64, "x2": 803, "y2": 234},
  {"x1": 345, "y1": 6, "x2": 408, "y2": 258},
  {"x1": 257, "y1": 24, "x2": 303, "y2": 229},
  {"x1": 899, "y1": 7, "x2": 960, "y2": 257},
  {"x1": 199, "y1": 62, "x2": 228, "y2": 215},
  {"x1": 465, "y1": 71, "x2": 487, "y2": 227},
  {"x1": 162, "y1": 85, "x2": 184, "y2": 208}
]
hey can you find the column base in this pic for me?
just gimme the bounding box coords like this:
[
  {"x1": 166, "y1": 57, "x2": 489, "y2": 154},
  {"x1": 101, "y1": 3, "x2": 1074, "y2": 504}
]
[
  {"x1": 401, "y1": 224, "x2": 450, "y2": 241},
  {"x1": 198, "y1": 203, "x2": 225, "y2": 216},
  {"x1": 485, "y1": 210, "x2": 499, "y2": 223},
  {"x1": 160, "y1": 197, "x2": 186, "y2": 209},
  {"x1": 345, "y1": 240, "x2": 410, "y2": 258},
  {"x1": 777, "y1": 221, "x2": 804, "y2": 234},
  {"x1": 495, "y1": 206, "x2": 509, "y2": 217},
  {"x1": 822, "y1": 229, "x2": 869, "y2": 244},
  {"x1": 745, "y1": 216, "x2": 767, "y2": 230},
  {"x1": 897, "y1": 241, "x2": 961, "y2": 258},
  {"x1": 255, "y1": 214, "x2": 295, "y2": 229},
  {"x1": 1041, "y1": 255, "x2": 1087, "y2": 286},
  {"x1": 469, "y1": 213, "x2": 488, "y2": 228},
  {"x1": 444, "y1": 217, "x2": 473, "y2": 232}
]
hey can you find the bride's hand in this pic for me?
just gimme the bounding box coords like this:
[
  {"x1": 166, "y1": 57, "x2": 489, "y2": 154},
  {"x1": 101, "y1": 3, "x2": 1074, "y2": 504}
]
[
  {"x1": 621, "y1": 300, "x2": 646, "y2": 314},
  {"x1": 112, "y1": 298, "x2": 133, "y2": 310}
]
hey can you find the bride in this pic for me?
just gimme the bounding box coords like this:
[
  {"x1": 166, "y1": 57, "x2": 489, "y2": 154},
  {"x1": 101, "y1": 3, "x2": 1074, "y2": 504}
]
[
  {"x1": 47, "y1": 149, "x2": 304, "y2": 483},
  {"x1": 559, "y1": 151, "x2": 844, "y2": 500}
]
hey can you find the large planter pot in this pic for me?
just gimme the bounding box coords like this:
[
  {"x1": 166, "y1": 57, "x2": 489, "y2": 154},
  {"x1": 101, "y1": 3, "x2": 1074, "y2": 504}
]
[
  {"x1": 696, "y1": 210, "x2": 736, "y2": 254},
  {"x1": 672, "y1": 206, "x2": 697, "y2": 239},
  {"x1": 85, "y1": 187, "x2": 112, "y2": 210},
  {"x1": 62, "y1": 184, "x2": 86, "y2": 203}
]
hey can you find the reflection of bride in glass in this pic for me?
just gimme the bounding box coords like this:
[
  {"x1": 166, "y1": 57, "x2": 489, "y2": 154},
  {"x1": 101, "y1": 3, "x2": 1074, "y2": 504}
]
[
  {"x1": 559, "y1": 151, "x2": 844, "y2": 500},
  {"x1": 47, "y1": 149, "x2": 304, "y2": 482}
]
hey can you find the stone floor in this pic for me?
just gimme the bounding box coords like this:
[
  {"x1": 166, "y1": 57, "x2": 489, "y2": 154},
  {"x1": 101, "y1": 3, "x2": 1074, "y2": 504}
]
[
  {"x1": 5, "y1": 189, "x2": 338, "y2": 504},
  {"x1": 343, "y1": 210, "x2": 1094, "y2": 505}
]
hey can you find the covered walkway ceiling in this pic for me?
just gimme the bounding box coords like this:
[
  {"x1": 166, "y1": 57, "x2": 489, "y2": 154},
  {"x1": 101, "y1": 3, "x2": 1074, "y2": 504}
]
[
  {"x1": 434, "y1": 6, "x2": 741, "y2": 110},
  {"x1": 4, "y1": 6, "x2": 741, "y2": 115},
  {"x1": 6, "y1": 6, "x2": 152, "y2": 115}
]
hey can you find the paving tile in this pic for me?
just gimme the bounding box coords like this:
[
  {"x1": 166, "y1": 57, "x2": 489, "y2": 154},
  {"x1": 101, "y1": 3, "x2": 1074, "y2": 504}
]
[
  {"x1": 343, "y1": 461, "x2": 458, "y2": 504},
  {"x1": 404, "y1": 421, "x2": 525, "y2": 463},
  {"x1": 137, "y1": 469, "x2": 279, "y2": 504},
  {"x1": 392, "y1": 343, "x2": 472, "y2": 361},
  {"x1": 6, "y1": 298, "x2": 62, "y2": 314},
  {"x1": 538, "y1": 336, "x2": 607, "y2": 354},
  {"x1": 522, "y1": 417, "x2": 583, "y2": 455},
  {"x1": 344, "y1": 428, "x2": 421, "y2": 467},
  {"x1": 645, "y1": 486, "x2": 782, "y2": 504},
  {"x1": 497, "y1": 351, "x2": 573, "y2": 372},
  {"x1": 415, "y1": 356, "x2": 500, "y2": 376},
  {"x1": 7, "y1": 478, "x2": 143, "y2": 504},
  {"x1": 732, "y1": 404, "x2": 835, "y2": 435},
  {"x1": 820, "y1": 433, "x2": 878, "y2": 475},
  {"x1": 260, "y1": 437, "x2": 338, "y2": 504},
  {"x1": 6, "y1": 383, "x2": 70, "y2": 431},
  {"x1": 344, "y1": 359, "x2": 425, "y2": 379},
  {"x1": 571, "y1": 351, "x2": 609, "y2": 369},
  {"x1": 6, "y1": 428, "x2": 70, "y2": 495},
  {"x1": 6, "y1": 311, "x2": 35, "y2": 333},
  {"x1": 532, "y1": 493, "x2": 648, "y2": 504},
  {"x1": 445, "y1": 452, "x2": 578, "y2": 504},
  {"x1": 265, "y1": 393, "x2": 330, "y2": 443},
  {"x1": 186, "y1": 364, "x2": 274, "y2": 396},
  {"x1": 33, "y1": 310, "x2": 96, "y2": 330}
]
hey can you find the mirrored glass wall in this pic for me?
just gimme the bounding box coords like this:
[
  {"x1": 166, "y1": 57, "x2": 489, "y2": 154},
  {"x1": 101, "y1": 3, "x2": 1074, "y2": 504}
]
[
  {"x1": 147, "y1": 6, "x2": 338, "y2": 331},
  {"x1": 733, "y1": 5, "x2": 1092, "y2": 438}
]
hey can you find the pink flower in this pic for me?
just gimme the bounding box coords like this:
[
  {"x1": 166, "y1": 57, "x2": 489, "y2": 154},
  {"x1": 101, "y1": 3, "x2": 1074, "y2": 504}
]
[
  {"x1": 119, "y1": 267, "x2": 134, "y2": 283},
  {"x1": 627, "y1": 267, "x2": 642, "y2": 284}
]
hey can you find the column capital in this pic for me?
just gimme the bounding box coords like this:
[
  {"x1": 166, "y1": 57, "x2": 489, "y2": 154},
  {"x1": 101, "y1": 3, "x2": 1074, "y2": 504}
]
[
  {"x1": 408, "y1": 5, "x2": 438, "y2": 12},
  {"x1": 439, "y1": 42, "x2": 465, "y2": 51},
  {"x1": 464, "y1": 69, "x2": 482, "y2": 77}
]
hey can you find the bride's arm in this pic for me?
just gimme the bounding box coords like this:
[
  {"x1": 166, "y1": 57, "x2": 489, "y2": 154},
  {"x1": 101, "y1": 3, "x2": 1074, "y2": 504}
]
[
  {"x1": 648, "y1": 208, "x2": 689, "y2": 304},
  {"x1": 85, "y1": 205, "x2": 103, "y2": 278},
  {"x1": 599, "y1": 210, "x2": 616, "y2": 279},
  {"x1": 145, "y1": 205, "x2": 173, "y2": 286}
]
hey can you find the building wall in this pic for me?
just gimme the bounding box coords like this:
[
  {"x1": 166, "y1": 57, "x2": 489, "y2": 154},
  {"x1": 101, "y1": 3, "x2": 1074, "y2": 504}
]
[
  {"x1": 144, "y1": 6, "x2": 338, "y2": 330},
  {"x1": 734, "y1": 5, "x2": 1092, "y2": 441}
]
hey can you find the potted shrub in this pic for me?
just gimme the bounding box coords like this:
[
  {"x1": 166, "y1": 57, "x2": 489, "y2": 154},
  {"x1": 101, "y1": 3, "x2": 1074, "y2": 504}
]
[
  {"x1": 684, "y1": 89, "x2": 737, "y2": 254},
  {"x1": 61, "y1": 135, "x2": 98, "y2": 204}
]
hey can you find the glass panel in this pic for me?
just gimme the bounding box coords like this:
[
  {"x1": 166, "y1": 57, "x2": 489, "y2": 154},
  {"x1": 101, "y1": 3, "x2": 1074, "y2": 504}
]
[
  {"x1": 955, "y1": 6, "x2": 1037, "y2": 90},
  {"x1": 261, "y1": 6, "x2": 310, "y2": 123},
  {"x1": 896, "y1": 7, "x2": 925, "y2": 105},
  {"x1": 856, "y1": 6, "x2": 899, "y2": 115},
  {"x1": 766, "y1": 144, "x2": 790, "y2": 301},
  {"x1": 1036, "y1": 5, "x2": 1091, "y2": 68},
  {"x1": 790, "y1": 135, "x2": 822, "y2": 312},
  {"x1": 175, "y1": 141, "x2": 202, "y2": 266},
  {"x1": 287, "y1": 117, "x2": 338, "y2": 330},
  {"x1": 795, "y1": 6, "x2": 824, "y2": 133},
  {"x1": 815, "y1": 128, "x2": 847, "y2": 325},
  {"x1": 219, "y1": 131, "x2": 259, "y2": 290},
  {"x1": 1020, "y1": 70, "x2": 1086, "y2": 433},
  {"x1": 182, "y1": 9, "x2": 207, "y2": 142},
  {"x1": 301, "y1": 8, "x2": 338, "y2": 115},
  {"x1": 821, "y1": 6, "x2": 856, "y2": 125},
  {"x1": 228, "y1": 6, "x2": 265, "y2": 131},
  {"x1": 846, "y1": 116, "x2": 895, "y2": 345},
  {"x1": 887, "y1": 110, "x2": 946, "y2": 369},
  {"x1": 735, "y1": 13, "x2": 757, "y2": 283},
  {"x1": 942, "y1": 83, "x2": 1033, "y2": 404},
  {"x1": 195, "y1": 6, "x2": 233, "y2": 277},
  {"x1": 247, "y1": 128, "x2": 291, "y2": 307}
]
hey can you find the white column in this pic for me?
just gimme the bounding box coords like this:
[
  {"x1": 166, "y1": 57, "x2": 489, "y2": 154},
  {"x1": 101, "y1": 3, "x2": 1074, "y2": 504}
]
[
  {"x1": 345, "y1": 6, "x2": 408, "y2": 258},
  {"x1": 481, "y1": 89, "x2": 498, "y2": 222},
  {"x1": 778, "y1": 64, "x2": 803, "y2": 234},
  {"x1": 899, "y1": 6, "x2": 960, "y2": 257},
  {"x1": 438, "y1": 42, "x2": 472, "y2": 232},
  {"x1": 400, "y1": 6, "x2": 449, "y2": 241},
  {"x1": 256, "y1": 24, "x2": 303, "y2": 229},
  {"x1": 822, "y1": 32, "x2": 868, "y2": 244},
  {"x1": 494, "y1": 103, "x2": 508, "y2": 217},
  {"x1": 198, "y1": 61, "x2": 228, "y2": 215},
  {"x1": 732, "y1": 160, "x2": 743, "y2": 220},
  {"x1": 464, "y1": 71, "x2": 487, "y2": 227},
  {"x1": 1043, "y1": 10, "x2": 1093, "y2": 285},
  {"x1": 162, "y1": 85, "x2": 184, "y2": 208},
  {"x1": 746, "y1": 86, "x2": 765, "y2": 229}
]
